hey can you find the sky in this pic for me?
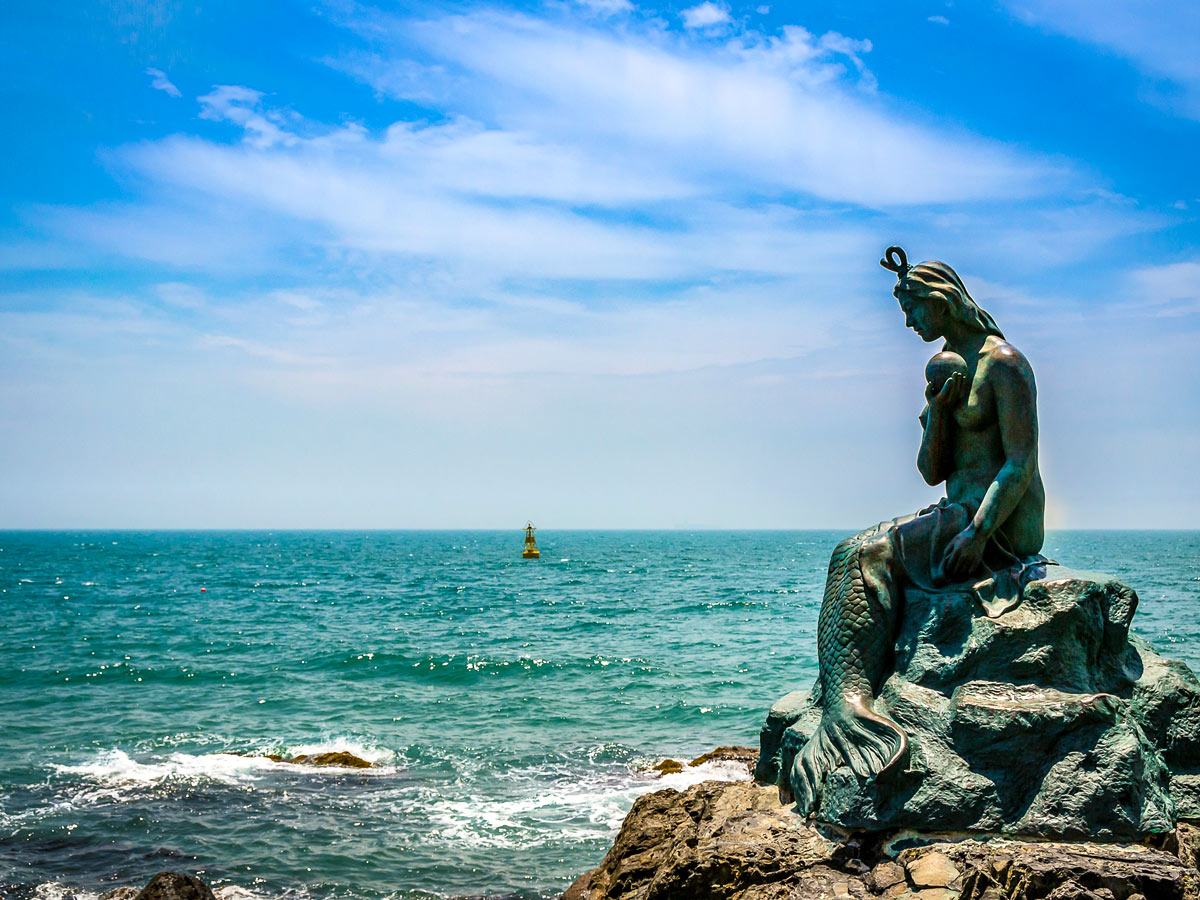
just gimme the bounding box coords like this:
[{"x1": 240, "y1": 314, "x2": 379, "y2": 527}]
[{"x1": 1, "y1": 0, "x2": 1198, "y2": 529}]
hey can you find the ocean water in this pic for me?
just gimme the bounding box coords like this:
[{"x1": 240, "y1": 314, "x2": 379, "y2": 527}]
[{"x1": 1, "y1": 530, "x2": 1197, "y2": 900}]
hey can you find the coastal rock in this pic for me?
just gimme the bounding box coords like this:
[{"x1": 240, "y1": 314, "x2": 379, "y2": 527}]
[
  {"x1": 561, "y1": 778, "x2": 1200, "y2": 900},
  {"x1": 758, "y1": 567, "x2": 1200, "y2": 838},
  {"x1": 257, "y1": 751, "x2": 373, "y2": 768},
  {"x1": 687, "y1": 746, "x2": 759, "y2": 771},
  {"x1": 650, "y1": 746, "x2": 757, "y2": 778},
  {"x1": 561, "y1": 780, "x2": 852, "y2": 900},
  {"x1": 133, "y1": 872, "x2": 216, "y2": 900}
]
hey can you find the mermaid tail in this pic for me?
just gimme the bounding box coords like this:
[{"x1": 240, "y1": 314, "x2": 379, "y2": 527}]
[{"x1": 789, "y1": 526, "x2": 908, "y2": 814}]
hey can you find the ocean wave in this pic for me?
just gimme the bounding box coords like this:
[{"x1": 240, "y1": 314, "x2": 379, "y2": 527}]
[
  {"x1": 20, "y1": 883, "x2": 263, "y2": 900},
  {"x1": 279, "y1": 738, "x2": 397, "y2": 768},
  {"x1": 424, "y1": 754, "x2": 749, "y2": 850},
  {"x1": 50, "y1": 749, "x2": 276, "y2": 803},
  {"x1": 28, "y1": 881, "x2": 99, "y2": 900},
  {"x1": 49, "y1": 738, "x2": 403, "y2": 803}
]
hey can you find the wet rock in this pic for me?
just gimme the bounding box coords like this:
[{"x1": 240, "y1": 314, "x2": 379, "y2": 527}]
[
  {"x1": 255, "y1": 751, "x2": 373, "y2": 768},
  {"x1": 133, "y1": 872, "x2": 216, "y2": 900},
  {"x1": 98, "y1": 889, "x2": 139, "y2": 900},
  {"x1": 652, "y1": 759, "x2": 684, "y2": 776},
  {"x1": 287, "y1": 751, "x2": 373, "y2": 768},
  {"x1": 687, "y1": 746, "x2": 758, "y2": 772},
  {"x1": 761, "y1": 567, "x2": 1200, "y2": 838}
]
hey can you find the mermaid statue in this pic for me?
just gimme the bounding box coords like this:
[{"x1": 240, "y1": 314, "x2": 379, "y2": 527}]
[{"x1": 789, "y1": 246, "x2": 1047, "y2": 814}]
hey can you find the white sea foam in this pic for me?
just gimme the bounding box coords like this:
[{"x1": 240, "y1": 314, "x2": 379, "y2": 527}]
[
  {"x1": 282, "y1": 738, "x2": 397, "y2": 768},
  {"x1": 30, "y1": 882, "x2": 99, "y2": 900},
  {"x1": 26, "y1": 883, "x2": 261, "y2": 900},
  {"x1": 654, "y1": 758, "x2": 752, "y2": 790},
  {"x1": 51, "y1": 738, "x2": 401, "y2": 803},
  {"x1": 51, "y1": 749, "x2": 275, "y2": 802},
  {"x1": 213, "y1": 886, "x2": 268, "y2": 900},
  {"x1": 424, "y1": 755, "x2": 749, "y2": 849}
]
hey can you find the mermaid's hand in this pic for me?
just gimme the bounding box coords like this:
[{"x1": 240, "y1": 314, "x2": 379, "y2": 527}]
[
  {"x1": 926, "y1": 371, "x2": 968, "y2": 410},
  {"x1": 942, "y1": 524, "x2": 986, "y2": 581}
]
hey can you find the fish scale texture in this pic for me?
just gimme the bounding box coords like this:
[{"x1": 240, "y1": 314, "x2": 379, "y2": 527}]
[{"x1": 794, "y1": 524, "x2": 906, "y2": 812}]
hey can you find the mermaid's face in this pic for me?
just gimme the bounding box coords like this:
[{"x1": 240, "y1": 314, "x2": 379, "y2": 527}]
[{"x1": 897, "y1": 291, "x2": 945, "y2": 343}]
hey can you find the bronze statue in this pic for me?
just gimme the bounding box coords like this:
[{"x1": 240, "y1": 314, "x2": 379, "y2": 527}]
[{"x1": 789, "y1": 246, "x2": 1046, "y2": 813}]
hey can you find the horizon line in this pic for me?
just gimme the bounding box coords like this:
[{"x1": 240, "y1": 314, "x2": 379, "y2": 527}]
[{"x1": 1, "y1": 527, "x2": 1198, "y2": 533}]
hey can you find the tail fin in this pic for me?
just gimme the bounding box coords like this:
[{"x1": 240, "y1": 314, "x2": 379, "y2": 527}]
[{"x1": 790, "y1": 699, "x2": 907, "y2": 815}]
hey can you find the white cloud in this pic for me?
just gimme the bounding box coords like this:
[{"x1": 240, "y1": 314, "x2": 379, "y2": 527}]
[
  {"x1": 1125, "y1": 260, "x2": 1200, "y2": 316},
  {"x1": 346, "y1": 10, "x2": 1064, "y2": 206},
  {"x1": 1002, "y1": 0, "x2": 1200, "y2": 118},
  {"x1": 682, "y1": 2, "x2": 731, "y2": 30},
  {"x1": 145, "y1": 67, "x2": 182, "y2": 98},
  {"x1": 927, "y1": 15, "x2": 949, "y2": 25},
  {"x1": 110, "y1": 124, "x2": 877, "y2": 280},
  {"x1": 198, "y1": 85, "x2": 300, "y2": 148}
]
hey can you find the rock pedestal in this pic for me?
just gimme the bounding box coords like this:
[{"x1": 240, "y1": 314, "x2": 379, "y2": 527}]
[
  {"x1": 757, "y1": 567, "x2": 1200, "y2": 838},
  {"x1": 562, "y1": 778, "x2": 1200, "y2": 900}
]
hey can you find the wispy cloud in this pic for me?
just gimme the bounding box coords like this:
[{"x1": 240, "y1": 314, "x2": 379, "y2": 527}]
[
  {"x1": 1125, "y1": 259, "x2": 1200, "y2": 316},
  {"x1": 145, "y1": 67, "x2": 182, "y2": 98},
  {"x1": 198, "y1": 85, "x2": 299, "y2": 148},
  {"x1": 341, "y1": 8, "x2": 1066, "y2": 206},
  {"x1": 1002, "y1": 0, "x2": 1200, "y2": 118}
]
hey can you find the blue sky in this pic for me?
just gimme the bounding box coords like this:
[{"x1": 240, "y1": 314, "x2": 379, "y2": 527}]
[{"x1": 2, "y1": 0, "x2": 1198, "y2": 528}]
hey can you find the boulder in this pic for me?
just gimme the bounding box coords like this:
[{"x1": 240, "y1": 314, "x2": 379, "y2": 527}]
[
  {"x1": 561, "y1": 777, "x2": 1200, "y2": 900},
  {"x1": 133, "y1": 873, "x2": 216, "y2": 900},
  {"x1": 759, "y1": 567, "x2": 1200, "y2": 838}
]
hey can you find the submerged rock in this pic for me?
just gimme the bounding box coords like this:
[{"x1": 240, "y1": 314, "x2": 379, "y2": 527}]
[
  {"x1": 561, "y1": 778, "x2": 1200, "y2": 900},
  {"x1": 758, "y1": 567, "x2": 1200, "y2": 838}
]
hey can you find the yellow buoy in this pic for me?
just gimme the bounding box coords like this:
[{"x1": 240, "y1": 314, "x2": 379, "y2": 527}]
[{"x1": 522, "y1": 522, "x2": 540, "y2": 559}]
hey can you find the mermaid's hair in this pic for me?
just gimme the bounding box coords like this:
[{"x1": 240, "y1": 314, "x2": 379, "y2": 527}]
[{"x1": 880, "y1": 246, "x2": 1004, "y2": 339}]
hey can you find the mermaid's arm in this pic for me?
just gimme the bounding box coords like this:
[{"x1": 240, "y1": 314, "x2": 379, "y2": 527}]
[
  {"x1": 942, "y1": 348, "x2": 1037, "y2": 578},
  {"x1": 917, "y1": 373, "x2": 966, "y2": 486},
  {"x1": 971, "y1": 348, "x2": 1038, "y2": 541}
]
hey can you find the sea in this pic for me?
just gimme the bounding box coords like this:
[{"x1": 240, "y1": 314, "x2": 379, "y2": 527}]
[{"x1": 1, "y1": 530, "x2": 1198, "y2": 900}]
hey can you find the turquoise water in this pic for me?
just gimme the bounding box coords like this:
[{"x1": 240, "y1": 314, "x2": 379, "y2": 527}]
[{"x1": 1, "y1": 530, "x2": 1198, "y2": 899}]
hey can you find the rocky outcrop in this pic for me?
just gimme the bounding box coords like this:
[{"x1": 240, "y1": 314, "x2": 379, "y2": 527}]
[
  {"x1": 97, "y1": 874, "x2": 263, "y2": 900},
  {"x1": 562, "y1": 778, "x2": 1200, "y2": 900},
  {"x1": 131, "y1": 872, "x2": 216, "y2": 900},
  {"x1": 758, "y1": 567, "x2": 1200, "y2": 838},
  {"x1": 253, "y1": 750, "x2": 374, "y2": 768},
  {"x1": 650, "y1": 746, "x2": 758, "y2": 778}
]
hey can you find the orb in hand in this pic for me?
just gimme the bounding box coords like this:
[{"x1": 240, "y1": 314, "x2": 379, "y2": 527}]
[{"x1": 925, "y1": 350, "x2": 968, "y2": 394}]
